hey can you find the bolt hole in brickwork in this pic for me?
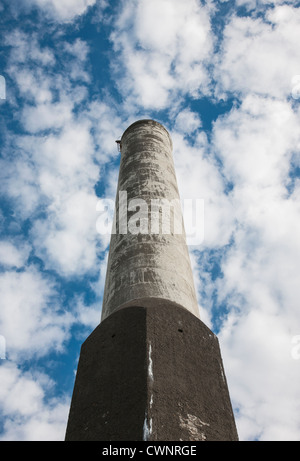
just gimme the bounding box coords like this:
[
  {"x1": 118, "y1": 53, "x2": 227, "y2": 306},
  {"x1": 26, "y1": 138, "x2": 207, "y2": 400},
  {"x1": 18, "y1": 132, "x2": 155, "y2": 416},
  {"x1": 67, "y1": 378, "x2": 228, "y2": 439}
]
[
  {"x1": 111, "y1": 334, "x2": 116, "y2": 338},
  {"x1": 178, "y1": 329, "x2": 183, "y2": 333}
]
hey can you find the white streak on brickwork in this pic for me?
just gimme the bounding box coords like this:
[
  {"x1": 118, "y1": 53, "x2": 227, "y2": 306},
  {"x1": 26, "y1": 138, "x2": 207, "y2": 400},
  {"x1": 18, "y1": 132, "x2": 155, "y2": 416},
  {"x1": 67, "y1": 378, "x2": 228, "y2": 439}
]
[
  {"x1": 220, "y1": 363, "x2": 226, "y2": 383},
  {"x1": 148, "y1": 342, "x2": 153, "y2": 381},
  {"x1": 179, "y1": 413, "x2": 210, "y2": 441},
  {"x1": 143, "y1": 413, "x2": 152, "y2": 441},
  {"x1": 143, "y1": 342, "x2": 154, "y2": 440}
]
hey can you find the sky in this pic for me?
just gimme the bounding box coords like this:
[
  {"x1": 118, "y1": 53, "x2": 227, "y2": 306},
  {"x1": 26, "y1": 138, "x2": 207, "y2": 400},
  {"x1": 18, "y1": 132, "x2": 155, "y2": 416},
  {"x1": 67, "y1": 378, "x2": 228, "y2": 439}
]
[{"x1": 0, "y1": 0, "x2": 300, "y2": 441}]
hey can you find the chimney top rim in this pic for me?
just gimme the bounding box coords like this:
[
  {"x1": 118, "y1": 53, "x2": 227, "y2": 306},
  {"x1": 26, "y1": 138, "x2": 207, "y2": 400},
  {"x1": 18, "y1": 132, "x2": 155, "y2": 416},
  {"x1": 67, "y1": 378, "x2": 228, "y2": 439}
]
[{"x1": 121, "y1": 119, "x2": 172, "y2": 149}]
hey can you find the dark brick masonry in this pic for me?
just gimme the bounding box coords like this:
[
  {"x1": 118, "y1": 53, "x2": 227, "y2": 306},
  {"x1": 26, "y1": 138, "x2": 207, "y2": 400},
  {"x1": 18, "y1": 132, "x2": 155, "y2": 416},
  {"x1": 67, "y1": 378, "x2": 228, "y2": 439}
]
[{"x1": 65, "y1": 303, "x2": 238, "y2": 441}]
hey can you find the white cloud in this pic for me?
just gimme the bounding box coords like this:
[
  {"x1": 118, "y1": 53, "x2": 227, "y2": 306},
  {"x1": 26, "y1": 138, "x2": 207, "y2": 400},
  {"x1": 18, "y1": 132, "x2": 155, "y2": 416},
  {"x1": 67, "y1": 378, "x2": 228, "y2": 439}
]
[
  {"x1": 0, "y1": 241, "x2": 30, "y2": 268},
  {"x1": 32, "y1": 189, "x2": 100, "y2": 276},
  {"x1": 236, "y1": 0, "x2": 294, "y2": 10},
  {"x1": 73, "y1": 296, "x2": 101, "y2": 330},
  {"x1": 199, "y1": 9, "x2": 300, "y2": 441},
  {"x1": 215, "y1": 5, "x2": 300, "y2": 100},
  {"x1": 219, "y1": 307, "x2": 300, "y2": 440},
  {"x1": 210, "y1": 91, "x2": 300, "y2": 440},
  {"x1": 5, "y1": 31, "x2": 90, "y2": 109},
  {"x1": 28, "y1": 0, "x2": 96, "y2": 22},
  {"x1": 174, "y1": 108, "x2": 202, "y2": 134},
  {"x1": 85, "y1": 100, "x2": 124, "y2": 161},
  {"x1": 0, "y1": 362, "x2": 69, "y2": 441},
  {"x1": 110, "y1": 0, "x2": 213, "y2": 109},
  {"x1": 0, "y1": 267, "x2": 73, "y2": 359},
  {"x1": 172, "y1": 130, "x2": 235, "y2": 249},
  {"x1": 2, "y1": 29, "x2": 122, "y2": 277},
  {"x1": 1, "y1": 116, "x2": 103, "y2": 277},
  {"x1": 202, "y1": 6, "x2": 300, "y2": 436},
  {"x1": 5, "y1": 30, "x2": 55, "y2": 68},
  {"x1": 21, "y1": 99, "x2": 74, "y2": 133},
  {"x1": 168, "y1": 128, "x2": 237, "y2": 322},
  {"x1": 213, "y1": 95, "x2": 300, "y2": 188}
]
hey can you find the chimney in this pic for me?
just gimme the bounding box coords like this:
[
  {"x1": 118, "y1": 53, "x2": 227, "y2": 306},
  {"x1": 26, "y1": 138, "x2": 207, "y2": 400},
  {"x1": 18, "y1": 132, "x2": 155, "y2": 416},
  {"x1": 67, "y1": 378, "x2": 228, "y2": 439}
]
[{"x1": 65, "y1": 120, "x2": 238, "y2": 441}]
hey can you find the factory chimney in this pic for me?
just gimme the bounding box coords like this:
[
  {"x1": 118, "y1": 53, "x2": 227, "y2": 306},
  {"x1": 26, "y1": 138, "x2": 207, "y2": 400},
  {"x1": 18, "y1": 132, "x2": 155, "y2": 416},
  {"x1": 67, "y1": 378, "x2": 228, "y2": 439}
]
[{"x1": 65, "y1": 120, "x2": 238, "y2": 441}]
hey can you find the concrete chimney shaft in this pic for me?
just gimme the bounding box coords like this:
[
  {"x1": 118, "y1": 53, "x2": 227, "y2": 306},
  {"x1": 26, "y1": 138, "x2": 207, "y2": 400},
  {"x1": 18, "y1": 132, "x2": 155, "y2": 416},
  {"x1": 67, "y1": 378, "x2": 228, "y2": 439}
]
[{"x1": 101, "y1": 119, "x2": 199, "y2": 321}]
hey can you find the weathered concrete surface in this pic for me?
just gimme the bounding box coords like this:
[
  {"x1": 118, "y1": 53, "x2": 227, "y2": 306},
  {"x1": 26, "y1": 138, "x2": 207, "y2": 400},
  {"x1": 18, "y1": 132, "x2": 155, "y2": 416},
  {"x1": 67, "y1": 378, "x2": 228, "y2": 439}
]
[
  {"x1": 101, "y1": 120, "x2": 199, "y2": 321},
  {"x1": 65, "y1": 304, "x2": 239, "y2": 441}
]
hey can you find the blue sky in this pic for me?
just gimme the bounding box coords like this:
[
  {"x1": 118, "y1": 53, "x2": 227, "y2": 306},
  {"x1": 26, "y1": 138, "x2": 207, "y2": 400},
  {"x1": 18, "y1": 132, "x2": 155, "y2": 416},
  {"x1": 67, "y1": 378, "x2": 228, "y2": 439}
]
[{"x1": 1, "y1": 0, "x2": 300, "y2": 441}]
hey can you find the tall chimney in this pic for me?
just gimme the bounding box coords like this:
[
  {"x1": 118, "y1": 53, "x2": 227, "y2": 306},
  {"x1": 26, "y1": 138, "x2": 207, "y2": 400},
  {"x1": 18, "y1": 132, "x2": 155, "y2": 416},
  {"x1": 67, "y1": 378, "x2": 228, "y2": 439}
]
[{"x1": 65, "y1": 120, "x2": 238, "y2": 441}]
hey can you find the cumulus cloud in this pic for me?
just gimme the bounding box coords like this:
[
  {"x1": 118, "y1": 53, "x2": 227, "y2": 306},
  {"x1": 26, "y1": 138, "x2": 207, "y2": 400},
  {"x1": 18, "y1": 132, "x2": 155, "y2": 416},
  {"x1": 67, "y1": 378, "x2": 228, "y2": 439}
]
[
  {"x1": 110, "y1": 0, "x2": 214, "y2": 109},
  {"x1": 209, "y1": 93, "x2": 300, "y2": 440},
  {"x1": 5, "y1": 29, "x2": 55, "y2": 70},
  {"x1": 0, "y1": 362, "x2": 69, "y2": 441},
  {"x1": 1, "y1": 120, "x2": 101, "y2": 276},
  {"x1": 235, "y1": 0, "x2": 294, "y2": 10},
  {"x1": 31, "y1": 189, "x2": 100, "y2": 276},
  {"x1": 219, "y1": 307, "x2": 300, "y2": 440},
  {"x1": 85, "y1": 100, "x2": 124, "y2": 162},
  {"x1": 0, "y1": 267, "x2": 73, "y2": 360},
  {"x1": 213, "y1": 95, "x2": 300, "y2": 188},
  {"x1": 172, "y1": 130, "x2": 235, "y2": 250},
  {"x1": 215, "y1": 5, "x2": 300, "y2": 100},
  {"x1": 2, "y1": 27, "x2": 122, "y2": 277},
  {"x1": 0, "y1": 241, "x2": 30, "y2": 268},
  {"x1": 174, "y1": 108, "x2": 202, "y2": 134},
  {"x1": 27, "y1": 0, "x2": 97, "y2": 22}
]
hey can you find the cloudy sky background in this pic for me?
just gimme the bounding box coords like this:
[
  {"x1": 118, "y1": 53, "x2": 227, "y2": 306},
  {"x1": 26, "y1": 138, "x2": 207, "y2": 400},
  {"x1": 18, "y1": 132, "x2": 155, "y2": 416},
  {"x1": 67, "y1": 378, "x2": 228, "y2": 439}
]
[{"x1": 1, "y1": 0, "x2": 300, "y2": 440}]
